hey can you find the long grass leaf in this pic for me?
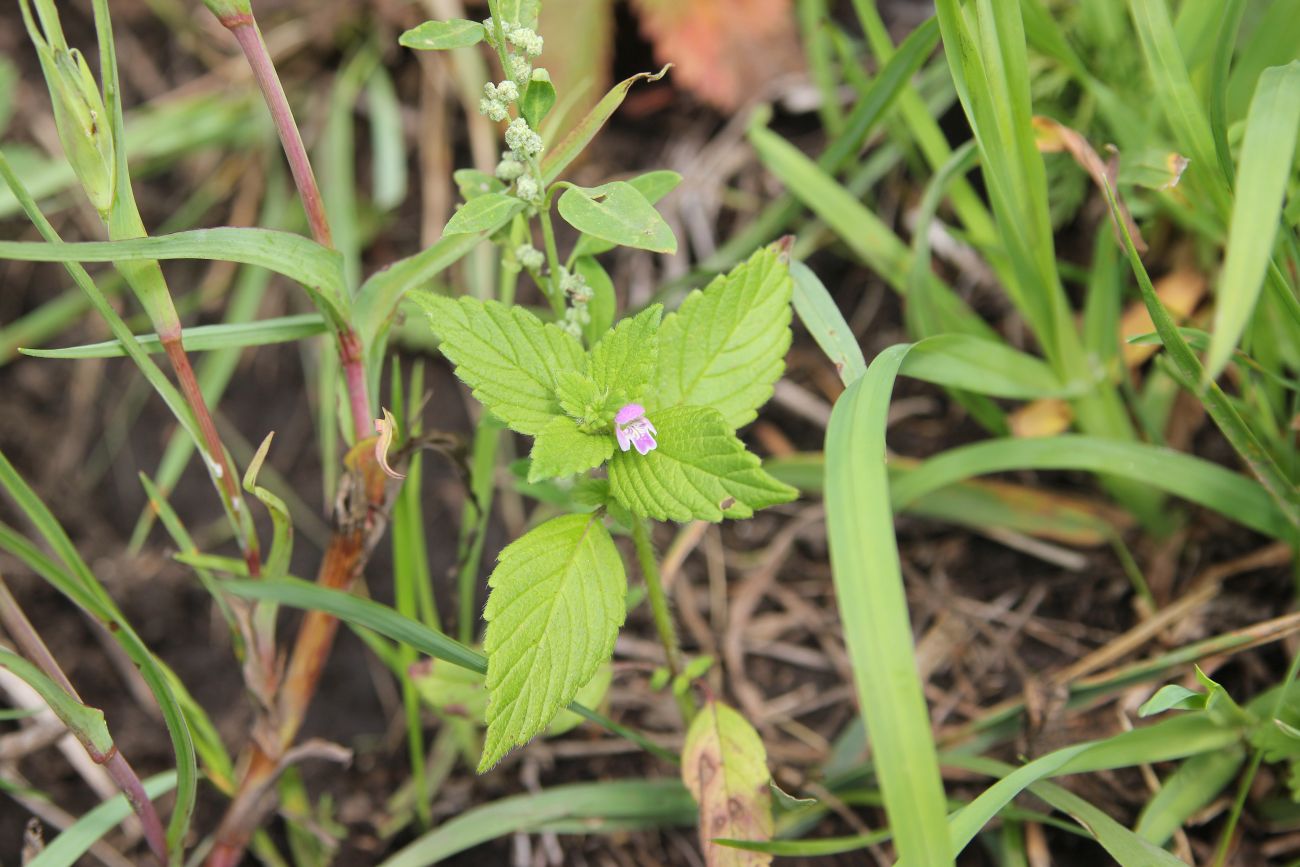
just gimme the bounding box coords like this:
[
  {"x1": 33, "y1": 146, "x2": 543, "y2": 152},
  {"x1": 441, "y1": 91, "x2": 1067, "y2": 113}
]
[
  {"x1": 889, "y1": 435, "x2": 1290, "y2": 539},
  {"x1": 825, "y1": 344, "x2": 952, "y2": 866},
  {"x1": 21, "y1": 314, "x2": 328, "y2": 359},
  {"x1": 27, "y1": 772, "x2": 178, "y2": 867},
  {"x1": 378, "y1": 780, "x2": 696, "y2": 867},
  {"x1": 1206, "y1": 62, "x2": 1300, "y2": 378}
]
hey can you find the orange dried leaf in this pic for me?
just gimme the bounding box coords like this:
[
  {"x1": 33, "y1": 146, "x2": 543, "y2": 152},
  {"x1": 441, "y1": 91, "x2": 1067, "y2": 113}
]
[
  {"x1": 631, "y1": 0, "x2": 800, "y2": 110},
  {"x1": 1008, "y1": 398, "x2": 1073, "y2": 439},
  {"x1": 1033, "y1": 116, "x2": 1147, "y2": 253},
  {"x1": 1120, "y1": 267, "x2": 1206, "y2": 367}
]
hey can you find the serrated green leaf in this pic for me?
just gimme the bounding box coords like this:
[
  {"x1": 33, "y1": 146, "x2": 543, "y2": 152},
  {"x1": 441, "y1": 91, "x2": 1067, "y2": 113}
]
[
  {"x1": 588, "y1": 304, "x2": 661, "y2": 403},
  {"x1": 417, "y1": 294, "x2": 584, "y2": 435},
  {"x1": 608, "y1": 405, "x2": 796, "y2": 522},
  {"x1": 682, "y1": 700, "x2": 773, "y2": 866},
  {"x1": 656, "y1": 247, "x2": 793, "y2": 429},
  {"x1": 520, "y1": 69, "x2": 556, "y2": 129},
  {"x1": 574, "y1": 256, "x2": 615, "y2": 345},
  {"x1": 399, "y1": 19, "x2": 486, "y2": 50},
  {"x1": 528, "y1": 416, "x2": 615, "y2": 482},
  {"x1": 554, "y1": 369, "x2": 616, "y2": 426},
  {"x1": 572, "y1": 171, "x2": 683, "y2": 258},
  {"x1": 445, "y1": 191, "x2": 520, "y2": 235},
  {"x1": 480, "y1": 514, "x2": 626, "y2": 771},
  {"x1": 557, "y1": 181, "x2": 676, "y2": 254}
]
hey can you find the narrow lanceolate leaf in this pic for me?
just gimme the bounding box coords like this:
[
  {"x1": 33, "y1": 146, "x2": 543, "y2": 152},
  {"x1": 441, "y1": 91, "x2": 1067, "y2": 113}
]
[
  {"x1": 399, "y1": 19, "x2": 486, "y2": 51},
  {"x1": 682, "y1": 700, "x2": 774, "y2": 866},
  {"x1": 656, "y1": 246, "x2": 793, "y2": 429},
  {"x1": 1207, "y1": 61, "x2": 1300, "y2": 380},
  {"x1": 480, "y1": 514, "x2": 626, "y2": 771},
  {"x1": 417, "y1": 294, "x2": 584, "y2": 435},
  {"x1": 528, "y1": 416, "x2": 615, "y2": 482},
  {"x1": 587, "y1": 304, "x2": 662, "y2": 402},
  {"x1": 444, "y1": 192, "x2": 521, "y2": 235},
  {"x1": 608, "y1": 406, "x2": 796, "y2": 522},
  {"x1": 20, "y1": 314, "x2": 327, "y2": 359},
  {"x1": 557, "y1": 182, "x2": 677, "y2": 253}
]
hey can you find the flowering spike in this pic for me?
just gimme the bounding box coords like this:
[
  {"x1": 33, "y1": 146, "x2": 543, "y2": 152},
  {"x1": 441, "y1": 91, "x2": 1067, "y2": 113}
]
[{"x1": 614, "y1": 403, "x2": 657, "y2": 455}]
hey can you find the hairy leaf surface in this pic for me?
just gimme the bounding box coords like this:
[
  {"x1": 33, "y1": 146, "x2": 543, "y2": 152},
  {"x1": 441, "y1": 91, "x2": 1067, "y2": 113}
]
[
  {"x1": 480, "y1": 514, "x2": 626, "y2": 770},
  {"x1": 529, "y1": 416, "x2": 615, "y2": 482},
  {"x1": 656, "y1": 247, "x2": 792, "y2": 429},
  {"x1": 608, "y1": 406, "x2": 796, "y2": 522},
  {"x1": 418, "y1": 294, "x2": 583, "y2": 435}
]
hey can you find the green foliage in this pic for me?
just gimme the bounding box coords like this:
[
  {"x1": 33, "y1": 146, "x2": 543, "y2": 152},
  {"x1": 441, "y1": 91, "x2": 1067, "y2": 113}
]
[
  {"x1": 417, "y1": 294, "x2": 585, "y2": 435},
  {"x1": 655, "y1": 246, "x2": 793, "y2": 428},
  {"x1": 479, "y1": 513, "x2": 626, "y2": 771},
  {"x1": 528, "y1": 416, "x2": 614, "y2": 482},
  {"x1": 398, "y1": 20, "x2": 486, "y2": 51},
  {"x1": 520, "y1": 69, "x2": 556, "y2": 128},
  {"x1": 608, "y1": 406, "x2": 795, "y2": 522},
  {"x1": 557, "y1": 181, "x2": 677, "y2": 254},
  {"x1": 444, "y1": 191, "x2": 524, "y2": 235},
  {"x1": 587, "y1": 304, "x2": 661, "y2": 404}
]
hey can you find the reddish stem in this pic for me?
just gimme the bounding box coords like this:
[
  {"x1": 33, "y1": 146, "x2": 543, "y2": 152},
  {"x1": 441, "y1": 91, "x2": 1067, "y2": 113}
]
[
  {"x1": 225, "y1": 19, "x2": 332, "y2": 250},
  {"x1": 0, "y1": 576, "x2": 168, "y2": 863},
  {"x1": 163, "y1": 338, "x2": 262, "y2": 576}
]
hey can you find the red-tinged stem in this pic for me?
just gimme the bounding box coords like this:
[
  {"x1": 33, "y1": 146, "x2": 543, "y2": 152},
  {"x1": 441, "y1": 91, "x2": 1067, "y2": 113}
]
[
  {"x1": 206, "y1": 527, "x2": 369, "y2": 867},
  {"x1": 338, "y1": 329, "x2": 373, "y2": 442},
  {"x1": 221, "y1": 12, "x2": 372, "y2": 440},
  {"x1": 224, "y1": 16, "x2": 332, "y2": 250},
  {"x1": 163, "y1": 338, "x2": 262, "y2": 577},
  {"x1": 0, "y1": 575, "x2": 168, "y2": 864}
]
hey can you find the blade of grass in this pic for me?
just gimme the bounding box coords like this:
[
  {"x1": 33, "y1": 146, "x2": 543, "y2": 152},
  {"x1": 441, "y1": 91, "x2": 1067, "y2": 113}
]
[
  {"x1": 0, "y1": 450, "x2": 198, "y2": 854},
  {"x1": 1100, "y1": 177, "x2": 1300, "y2": 531},
  {"x1": 27, "y1": 772, "x2": 178, "y2": 867},
  {"x1": 20, "y1": 314, "x2": 328, "y2": 359},
  {"x1": 1206, "y1": 61, "x2": 1300, "y2": 379},
  {"x1": 220, "y1": 578, "x2": 678, "y2": 764},
  {"x1": 825, "y1": 343, "x2": 952, "y2": 866},
  {"x1": 889, "y1": 435, "x2": 1290, "y2": 539},
  {"x1": 378, "y1": 780, "x2": 696, "y2": 867}
]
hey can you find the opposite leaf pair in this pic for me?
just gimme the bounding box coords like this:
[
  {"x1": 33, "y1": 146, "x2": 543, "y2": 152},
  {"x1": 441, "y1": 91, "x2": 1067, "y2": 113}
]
[
  {"x1": 415, "y1": 245, "x2": 799, "y2": 770},
  {"x1": 417, "y1": 244, "x2": 799, "y2": 523}
]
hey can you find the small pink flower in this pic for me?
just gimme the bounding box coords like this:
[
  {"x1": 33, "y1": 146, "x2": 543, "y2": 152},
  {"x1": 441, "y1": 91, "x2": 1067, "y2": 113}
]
[{"x1": 614, "y1": 403, "x2": 657, "y2": 455}]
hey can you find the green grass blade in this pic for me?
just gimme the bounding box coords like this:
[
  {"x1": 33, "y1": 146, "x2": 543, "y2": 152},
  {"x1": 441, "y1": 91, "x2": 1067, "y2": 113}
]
[
  {"x1": 1100, "y1": 179, "x2": 1300, "y2": 530},
  {"x1": 889, "y1": 435, "x2": 1290, "y2": 539},
  {"x1": 0, "y1": 449, "x2": 198, "y2": 852},
  {"x1": 221, "y1": 578, "x2": 677, "y2": 764},
  {"x1": 0, "y1": 229, "x2": 350, "y2": 328},
  {"x1": 1206, "y1": 61, "x2": 1300, "y2": 379},
  {"x1": 378, "y1": 780, "x2": 696, "y2": 867},
  {"x1": 27, "y1": 772, "x2": 178, "y2": 867},
  {"x1": 748, "y1": 122, "x2": 994, "y2": 340},
  {"x1": 1135, "y1": 746, "x2": 1245, "y2": 845},
  {"x1": 825, "y1": 344, "x2": 952, "y2": 866},
  {"x1": 1125, "y1": 0, "x2": 1231, "y2": 217},
  {"x1": 20, "y1": 314, "x2": 328, "y2": 359},
  {"x1": 928, "y1": 714, "x2": 1240, "y2": 860},
  {"x1": 790, "y1": 261, "x2": 868, "y2": 384},
  {"x1": 353, "y1": 231, "x2": 487, "y2": 347}
]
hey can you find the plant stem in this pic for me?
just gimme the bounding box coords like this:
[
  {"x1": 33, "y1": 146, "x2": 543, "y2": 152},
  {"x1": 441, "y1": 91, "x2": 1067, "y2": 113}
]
[
  {"x1": 224, "y1": 17, "x2": 331, "y2": 249},
  {"x1": 537, "y1": 203, "x2": 566, "y2": 317},
  {"x1": 0, "y1": 574, "x2": 168, "y2": 864},
  {"x1": 631, "y1": 518, "x2": 696, "y2": 723},
  {"x1": 220, "y1": 10, "x2": 373, "y2": 441}
]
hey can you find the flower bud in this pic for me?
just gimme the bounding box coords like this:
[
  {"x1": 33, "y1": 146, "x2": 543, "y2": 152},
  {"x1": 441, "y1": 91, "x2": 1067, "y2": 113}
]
[{"x1": 44, "y1": 46, "x2": 116, "y2": 214}]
